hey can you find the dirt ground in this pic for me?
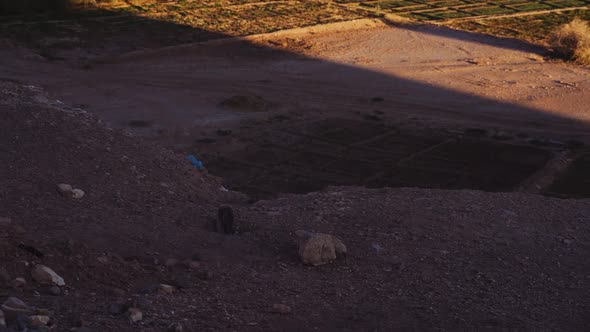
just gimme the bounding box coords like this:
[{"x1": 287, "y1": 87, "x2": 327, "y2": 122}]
[
  {"x1": 1, "y1": 12, "x2": 590, "y2": 332},
  {"x1": 1, "y1": 81, "x2": 589, "y2": 331},
  {"x1": 3, "y1": 18, "x2": 589, "y2": 198}
]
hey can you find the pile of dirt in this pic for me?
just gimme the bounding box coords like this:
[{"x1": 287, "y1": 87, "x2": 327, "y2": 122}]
[{"x1": 0, "y1": 81, "x2": 245, "y2": 256}]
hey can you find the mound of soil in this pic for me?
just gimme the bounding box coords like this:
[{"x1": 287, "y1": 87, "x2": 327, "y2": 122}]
[{"x1": 1, "y1": 81, "x2": 589, "y2": 331}]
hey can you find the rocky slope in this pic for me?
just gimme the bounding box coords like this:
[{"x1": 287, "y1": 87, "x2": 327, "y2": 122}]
[{"x1": 1, "y1": 81, "x2": 589, "y2": 331}]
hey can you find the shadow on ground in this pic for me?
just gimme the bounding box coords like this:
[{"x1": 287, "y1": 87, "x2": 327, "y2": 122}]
[{"x1": 0, "y1": 4, "x2": 589, "y2": 201}]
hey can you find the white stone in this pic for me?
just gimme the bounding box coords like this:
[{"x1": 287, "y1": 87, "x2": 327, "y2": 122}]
[
  {"x1": 31, "y1": 265, "x2": 65, "y2": 286},
  {"x1": 71, "y1": 189, "x2": 85, "y2": 199}
]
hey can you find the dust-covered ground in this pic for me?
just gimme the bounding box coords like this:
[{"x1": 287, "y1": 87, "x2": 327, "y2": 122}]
[
  {"x1": 0, "y1": 82, "x2": 589, "y2": 331},
  {"x1": 1, "y1": 12, "x2": 590, "y2": 332}
]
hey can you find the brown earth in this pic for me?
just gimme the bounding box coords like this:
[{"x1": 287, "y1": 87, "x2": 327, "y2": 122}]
[
  {"x1": 1, "y1": 10, "x2": 590, "y2": 332},
  {"x1": 1, "y1": 82, "x2": 589, "y2": 331}
]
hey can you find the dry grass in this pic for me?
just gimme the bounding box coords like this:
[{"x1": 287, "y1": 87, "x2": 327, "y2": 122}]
[{"x1": 549, "y1": 18, "x2": 590, "y2": 65}]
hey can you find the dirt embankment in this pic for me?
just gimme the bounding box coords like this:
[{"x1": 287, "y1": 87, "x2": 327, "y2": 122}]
[{"x1": 1, "y1": 81, "x2": 589, "y2": 331}]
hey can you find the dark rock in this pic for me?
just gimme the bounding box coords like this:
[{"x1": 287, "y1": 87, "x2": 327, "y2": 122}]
[
  {"x1": 169, "y1": 275, "x2": 192, "y2": 289},
  {"x1": 127, "y1": 308, "x2": 142, "y2": 323},
  {"x1": 48, "y1": 286, "x2": 61, "y2": 296},
  {"x1": 270, "y1": 304, "x2": 292, "y2": 314},
  {"x1": 216, "y1": 206, "x2": 234, "y2": 234},
  {"x1": 108, "y1": 303, "x2": 128, "y2": 316},
  {"x1": 16, "y1": 244, "x2": 44, "y2": 258}
]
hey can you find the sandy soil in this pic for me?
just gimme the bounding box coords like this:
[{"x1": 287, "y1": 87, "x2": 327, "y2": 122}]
[
  {"x1": 1, "y1": 17, "x2": 590, "y2": 331},
  {"x1": 1, "y1": 19, "x2": 589, "y2": 145}
]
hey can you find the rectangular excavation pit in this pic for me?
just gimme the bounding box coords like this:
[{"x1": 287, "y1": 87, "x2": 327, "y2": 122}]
[
  {"x1": 398, "y1": 140, "x2": 553, "y2": 191},
  {"x1": 365, "y1": 132, "x2": 448, "y2": 156}
]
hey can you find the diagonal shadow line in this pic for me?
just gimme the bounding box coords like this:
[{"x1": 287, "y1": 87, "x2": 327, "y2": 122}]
[
  {"x1": 380, "y1": 17, "x2": 550, "y2": 55},
  {"x1": 0, "y1": 4, "x2": 589, "y2": 141}
]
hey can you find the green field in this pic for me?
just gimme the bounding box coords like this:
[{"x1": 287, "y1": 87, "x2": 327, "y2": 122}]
[
  {"x1": 1, "y1": 0, "x2": 588, "y2": 48},
  {"x1": 340, "y1": 0, "x2": 590, "y2": 43}
]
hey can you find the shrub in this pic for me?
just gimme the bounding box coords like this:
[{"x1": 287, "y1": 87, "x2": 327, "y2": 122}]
[{"x1": 549, "y1": 18, "x2": 590, "y2": 66}]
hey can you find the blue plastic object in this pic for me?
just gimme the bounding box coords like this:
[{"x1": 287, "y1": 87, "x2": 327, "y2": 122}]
[{"x1": 188, "y1": 155, "x2": 205, "y2": 170}]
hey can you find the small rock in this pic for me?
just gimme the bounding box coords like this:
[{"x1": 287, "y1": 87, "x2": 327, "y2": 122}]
[
  {"x1": 1, "y1": 297, "x2": 35, "y2": 321},
  {"x1": 31, "y1": 265, "x2": 65, "y2": 286},
  {"x1": 29, "y1": 315, "x2": 50, "y2": 327},
  {"x1": 127, "y1": 308, "x2": 142, "y2": 323},
  {"x1": 57, "y1": 184, "x2": 73, "y2": 196},
  {"x1": 12, "y1": 277, "x2": 26, "y2": 290},
  {"x1": 169, "y1": 275, "x2": 192, "y2": 289},
  {"x1": 270, "y1": 304, "x2": 292, "y2": 314},
  {"x1": 71, "y1": 189, "x2": 85, "y2": 199},
  {"x1": 48, "y1": 286, "x2": 61, "y2": 296},
  {"x1": 295, "y1": 231, "x2": 347, "y2": 266},
  {"x1": 216, "y1": 206, "x2": 234, "y2": 234},
  {"x1": 158, "y1": 284, "x2": 176, "y2": 294},
  {"x1": 168, "y1": 322, "x2": 183, "y2": 332}
]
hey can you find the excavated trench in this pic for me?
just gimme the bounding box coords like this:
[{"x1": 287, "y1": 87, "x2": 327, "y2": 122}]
[{"x1": 197, "y1": 117, "x2": 589, "y2": 201}]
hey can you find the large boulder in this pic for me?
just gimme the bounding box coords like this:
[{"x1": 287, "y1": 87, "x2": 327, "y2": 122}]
[{"x1": 295, "y1": 230, "x2": 347, "y2": 266}]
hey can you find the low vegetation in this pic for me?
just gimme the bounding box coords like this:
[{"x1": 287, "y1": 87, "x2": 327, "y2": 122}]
[{"x1": 549, "y1": 18, "x2": 590, "y2": 65}]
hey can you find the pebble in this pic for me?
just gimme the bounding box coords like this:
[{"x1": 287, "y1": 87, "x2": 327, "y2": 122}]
[
  {"x1": 29, "y1": 315, "x2": 50, "y2": 327},
  {"x1": 127, "y1": 308, "x2": 142, "y2": 323},
  {"x1": 71, "y1": 189, "x2": 85, "y2": 199},
  {"x1": 270, "y1": 304, "x2": 292, "y2": 314},
  {"x1": 31, "y1": 265, "x2": 65, "y2": 286},
  {"x1": 158, "y1": 284, "x2": 176, "y2": 294},
  {"x1": 56, "y1": 184, "x2": 85, "y2": 199},
  {"x1": 57, "y1": 184, "x2": 73, "y2": 196},
  {"x1": 49, "y1": 286, "x2": 61, "y2": 296}
]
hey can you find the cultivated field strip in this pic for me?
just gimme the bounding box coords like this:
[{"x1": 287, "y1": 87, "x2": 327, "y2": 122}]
[{"x1": 337, "y1": 0, "x2": 590, "y2": 41}]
